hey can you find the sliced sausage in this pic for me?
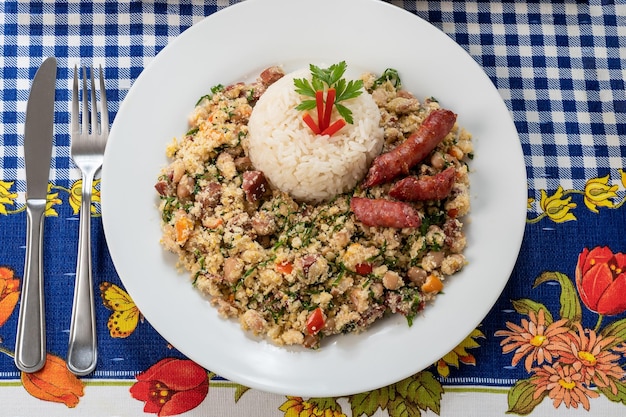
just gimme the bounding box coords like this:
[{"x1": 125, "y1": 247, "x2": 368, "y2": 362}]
[
  {"x1": 362, "y1": 109, "x2": 457, "y2": 188},
  {"x1": 389, "y1": 167, "x2": 456, "y2": 201},
  {"x1": 350, "y1": 197, "x2": 421, "y2": 228}
]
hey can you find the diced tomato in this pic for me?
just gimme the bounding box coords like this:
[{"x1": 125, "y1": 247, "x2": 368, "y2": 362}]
[
  {"x1": 355, "y1": 262, "x2": 373, "y2": 275},
  {"x1": 276, "y1": 260, "x2": 293, "y2": 275},
  {"x1": 447, "y1": 208, "x2": 458, "y2": 218},
  {"x1": 306, "y1": 307, "x2": 325, "y2": 335}
]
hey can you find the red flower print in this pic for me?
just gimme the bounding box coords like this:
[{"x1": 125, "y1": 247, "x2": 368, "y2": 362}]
[
  {"x1": 130, "y1": 358, "x2": 209, "y2": 416},
  {"x1": 575, "y1": 246, "x2": 626, "y2": 315}
]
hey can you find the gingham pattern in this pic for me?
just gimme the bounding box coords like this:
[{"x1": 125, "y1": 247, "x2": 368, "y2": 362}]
[
  {"x1": 1, "y1": 0, "x2": 626, "y2": 394},
  {"x1": 405, "y1": 0, "x2": 626, "y2": 199},
  {"x1": 0, "y1": 0, "x2": 231, "y2": 202},
  {"x1": 2, "y1": 0, "x2": 624, "y2": 209}
]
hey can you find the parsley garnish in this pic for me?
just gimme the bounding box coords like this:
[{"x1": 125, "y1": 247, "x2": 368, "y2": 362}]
[{"x1": 294, "y1": 61, "x2": 364, "y2": 133}]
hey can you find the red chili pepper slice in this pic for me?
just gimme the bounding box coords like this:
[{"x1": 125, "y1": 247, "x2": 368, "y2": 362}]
[
  {"x1": 321, "y1": 118, "x2": 346, "y2": 137},
  {"x1": 316, "y1": 90, "x2": 325, "y2": 130},
  {"x1": 322, "y1": 88, "x2": 336, "y2": 131},
  {"x1": 302, "y1": 113, "x2": 320, "y2": 134}
]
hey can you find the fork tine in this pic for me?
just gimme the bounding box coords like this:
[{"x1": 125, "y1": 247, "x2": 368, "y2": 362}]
[
  {"x1": 89, "y1": 67, "x2": 98, "y2": 135},
  {"x1": 71, "y1": 65, "x2": 79, "y2": 136},
  {"x1": 99, "y1": 66, "x2": 109, "y2": 137},
  {"x1": 81, "y1": 67, "x2": 89, "y2": 134}
]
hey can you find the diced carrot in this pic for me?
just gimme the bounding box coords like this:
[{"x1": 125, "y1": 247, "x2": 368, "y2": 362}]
[
  {"x1": 276, "y1": 260, "x2": 293, "y2": 275},
  {"x1": 322, "y1": 88, "x2": 336, "y2": 131},
  {"x1": 302, "y1": 113, "x2": 320, "y2": 134},
  {"x1": 175, "y1": 216, "x2": 194, "y2": 244},
  {"x1": 421, "y1": 275, "x2": 444, "y2": 293},
  {"x1": 321, "y1": 118, "x2": 346, "y2": 137}
]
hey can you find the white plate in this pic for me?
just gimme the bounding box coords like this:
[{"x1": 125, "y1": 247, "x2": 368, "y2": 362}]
[{"x1": 101, "y1": 0, "x2": 526, "y2": 397}]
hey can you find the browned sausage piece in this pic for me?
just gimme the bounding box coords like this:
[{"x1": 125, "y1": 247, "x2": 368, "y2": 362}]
[
  {"x1": 154, "y1": 180, "x2": 169, "y2": 196},
  {"x1": 350, "y1": 197, "x2": 421, "y2": 228},
  {"x1": 196, "y1": 182, "x2": 222, "y2": 208},
  {"x1": 362, "y1": 109, "x2": 457, "y2": 188},
  {"x1": 242, "y1": 171, "x2": 269, "y2": 203},
  {"x1": 389, "y1": 166, "x2": 456, "y2": 201},
  {"x1": 259, "y1": 66, "x2": 285, "y2": 86}
]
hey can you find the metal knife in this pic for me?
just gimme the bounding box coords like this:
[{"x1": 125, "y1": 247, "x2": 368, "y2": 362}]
[{"x1": 15, "y1": 57, "x2": 57, "y2": 373}]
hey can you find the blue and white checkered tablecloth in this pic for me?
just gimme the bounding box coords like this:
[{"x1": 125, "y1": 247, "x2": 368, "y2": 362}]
[{"x1": 1, "y1": 1, "x2": 625, "y2": 416}]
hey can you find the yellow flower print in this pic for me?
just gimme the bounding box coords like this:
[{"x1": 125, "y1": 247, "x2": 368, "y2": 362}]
[
  {"x1": 527, "y1": 197, "x2": 534, "y2": 209},
  {"x1": 0, "y1": 180, "x2": 18, "y2": 215},
  {"x1": 69, "y1": 179, "x2": 101, "y2": 215},
  {"x1": 45, "y1": 183, "x2": 62, "y2": 217},
  {"x1": 279, "y1": 397, "x2": 346, "y2": 417},
  {"x1": 436, "y1": 327, "x2": 485, "y2": 378},
  {"x1": 583, "y1": 175, "x2": 618, "y2": 213},
  {"x1": 539, "y1": 186, "x2": 577, "y2": 223}
]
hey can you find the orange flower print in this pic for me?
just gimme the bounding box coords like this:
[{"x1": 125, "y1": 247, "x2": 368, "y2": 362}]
[
  {"x1": 532, "y1": 362, "x2": 599, "y2": 411},
  {"x1": 494, "y1": 309, "x2": 570, "y2": 372},
  {"x1": 0, "y1": 266, "x2": 20, "y2": 326},
  {"x1": 130, "y1": 358, "x2": 209, "y2": 416},
  {"x1": 21, "y1": 353, "x2": 85, "y2": 407},
  {"x1": 556, "y1": 323, "x2": 624, "y2": 394}
]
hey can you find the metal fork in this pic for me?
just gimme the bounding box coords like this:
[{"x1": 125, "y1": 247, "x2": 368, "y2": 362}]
[{"x1": 67, "y1": 65, "x2": 109, "y2": 376}]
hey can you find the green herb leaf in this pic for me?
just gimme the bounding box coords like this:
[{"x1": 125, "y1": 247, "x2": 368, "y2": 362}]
[
  {"x1": 335, "y1": 103, "x2": 354, "y2": 124},
  {"x1": 336, "y1": 79, "x2": 364, "y2": 102},
  {"x1": 294, "y1": 78, "x2": 316, "y2": 97},
  {"x1": 295, "y1": 99, "x2": 317, "y2": 112},
  {"x1": 374, "y1": 68, "x2": 402, "y2": 89}
]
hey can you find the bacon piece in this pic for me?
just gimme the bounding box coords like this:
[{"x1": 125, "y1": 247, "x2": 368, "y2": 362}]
[
  {"x1": 389, "y1": 167, "x2": 456, "y2": 201},
  {"x1": 242, "y1": 170, "x2": 269, "y2": 203},
  {"x1": 350, "y1": 197, "x2": 421, "y2": 229},
  {"x1": 362, "y1": 109, "x2": 457, "y2": 188}
]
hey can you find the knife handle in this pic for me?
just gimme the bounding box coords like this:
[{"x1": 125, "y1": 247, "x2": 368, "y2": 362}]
[
  {"x1": 67, "y1": 175, "x2": 98, "y2": 376},
  {"x1": 15, "y1": 199, "x2": 47, "y2": 373}
]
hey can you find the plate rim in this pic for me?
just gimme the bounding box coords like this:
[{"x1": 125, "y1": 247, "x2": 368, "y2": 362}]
[{"x1": 101, "y1": 0, "x2": 527, "y2": 397}]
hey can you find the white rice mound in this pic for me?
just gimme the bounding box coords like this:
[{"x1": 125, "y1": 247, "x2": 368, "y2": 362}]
[{"x1": 247, "y1": 68, "x2": 384, "y2": 202}]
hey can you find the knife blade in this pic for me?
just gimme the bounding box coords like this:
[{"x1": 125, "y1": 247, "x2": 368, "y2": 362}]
[{"x1": 15, "y1": 57, "x2": 57, "y2": 373}]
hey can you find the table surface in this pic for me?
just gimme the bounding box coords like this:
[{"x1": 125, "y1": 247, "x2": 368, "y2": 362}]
[{"x1": 1, "y1": 1, "x2": 626, "y2": 416}]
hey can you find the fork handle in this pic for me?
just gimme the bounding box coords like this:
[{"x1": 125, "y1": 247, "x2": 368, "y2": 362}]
[
  {"x1": 15, "y1": 200, "x2": 47, "y2": 373},
  {"x1": 67, "y1": 174, "x2": 98, "y2": 376}
]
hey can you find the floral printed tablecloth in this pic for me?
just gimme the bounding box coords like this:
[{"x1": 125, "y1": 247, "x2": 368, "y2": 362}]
[{"x1": 1, "y1": 0, "x2": 626, "y2": 416}]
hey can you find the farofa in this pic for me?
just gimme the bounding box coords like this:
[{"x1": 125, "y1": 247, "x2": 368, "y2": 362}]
[{"x1": 155, "y1": 65, "x2": 473, "y2": 349}]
